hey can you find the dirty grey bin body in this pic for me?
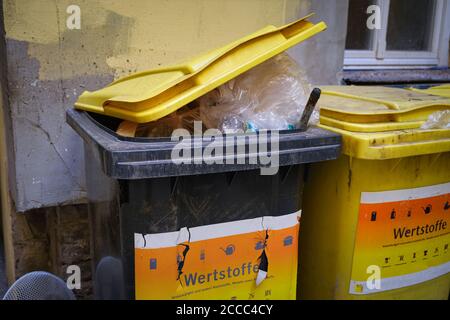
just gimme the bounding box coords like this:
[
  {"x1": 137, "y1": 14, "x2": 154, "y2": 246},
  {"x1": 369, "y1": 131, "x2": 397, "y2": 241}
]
[{"x1": 67, "y1": 109, "x2": 341, "y2": 300}]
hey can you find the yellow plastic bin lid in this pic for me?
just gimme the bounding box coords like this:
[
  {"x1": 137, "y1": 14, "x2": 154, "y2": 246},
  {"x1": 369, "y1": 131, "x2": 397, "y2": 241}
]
[
  {"x1": 74, "y1": 14, "x2": 326, "y2": 123},
  {"x1": 317, "y1": 86, "x2": 450, "y2": 159},
  {"x1": 409, "y1": 84, "x2": 450, "y2": 98}
]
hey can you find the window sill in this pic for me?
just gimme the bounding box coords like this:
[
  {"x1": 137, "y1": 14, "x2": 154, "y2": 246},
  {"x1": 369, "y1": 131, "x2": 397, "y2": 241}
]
[{"x1": 340, "y1": 68, "x2": 450, "y2": 87}]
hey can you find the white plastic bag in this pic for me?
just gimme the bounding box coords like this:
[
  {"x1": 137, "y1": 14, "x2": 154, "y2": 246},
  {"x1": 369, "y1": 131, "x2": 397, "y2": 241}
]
[
  {"x1": 135, "y1": 104, "x2": 201, "y2": 137},
  {"x1": 421, "y1": 110, "x2": 450, "y2": 130},
  {"x1": 199, "y1": 53, "x2": 313, "y2": 132}
]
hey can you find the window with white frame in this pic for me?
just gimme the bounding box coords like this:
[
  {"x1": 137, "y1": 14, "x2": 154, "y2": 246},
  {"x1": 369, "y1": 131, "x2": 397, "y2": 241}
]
[{"x1": 344, "y1": 0, "x2": 448, "y2": 69}]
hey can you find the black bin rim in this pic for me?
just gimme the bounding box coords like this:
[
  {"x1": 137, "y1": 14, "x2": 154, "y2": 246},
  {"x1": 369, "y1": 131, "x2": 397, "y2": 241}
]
[{"x1": 66, "y1": 109, "x2": 341, "y2": 179}]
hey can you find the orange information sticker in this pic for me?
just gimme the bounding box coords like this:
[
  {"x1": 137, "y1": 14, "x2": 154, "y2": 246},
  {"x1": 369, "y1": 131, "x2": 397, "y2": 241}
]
[
  {"x1": 350, "y1": 182, "x2": 450, "y2": 294},
  {"x1": 134, "y1": 212, "x2": 299, "y2": 300}
]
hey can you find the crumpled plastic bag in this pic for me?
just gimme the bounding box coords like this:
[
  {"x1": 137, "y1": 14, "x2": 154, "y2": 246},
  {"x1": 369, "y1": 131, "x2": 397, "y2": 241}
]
[
  {"x1": 135, "y1": 103, "x2": 201, "y2": 137},
  {"x1": 198, "y1": 52, "x2": 313, "y2": 132},
  {"x1": 420, "y1": 110, "x2": 450, "y2": 129}
]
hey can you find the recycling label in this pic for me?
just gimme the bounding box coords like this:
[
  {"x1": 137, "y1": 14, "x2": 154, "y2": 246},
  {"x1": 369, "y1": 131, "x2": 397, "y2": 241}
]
[
  {"x1": 134, "y1": 212, "x2": 300, "y2": 300},
  {"x1": 350, "y1": 182, "x2": 450, "y2": 295}
]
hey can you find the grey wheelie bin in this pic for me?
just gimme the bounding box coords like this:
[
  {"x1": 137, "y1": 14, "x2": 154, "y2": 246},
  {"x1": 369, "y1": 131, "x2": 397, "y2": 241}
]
[{"x1": 66, "y1": 108, "x2": 340, "y2": 300}]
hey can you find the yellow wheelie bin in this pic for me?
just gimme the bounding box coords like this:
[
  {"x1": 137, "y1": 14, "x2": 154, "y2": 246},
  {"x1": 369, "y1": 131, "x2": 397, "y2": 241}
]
[
  {"x1": 298, "y1": 86, "x2": 450, "y2": 300},
  {"x1": 410, "y1": 84, "x2": 450, "y2": 98}
]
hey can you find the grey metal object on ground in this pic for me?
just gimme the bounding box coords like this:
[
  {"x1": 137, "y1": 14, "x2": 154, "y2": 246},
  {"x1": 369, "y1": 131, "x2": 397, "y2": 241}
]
[{"x1": 2, "y1": 271, "x2": 76, "y2": 300}]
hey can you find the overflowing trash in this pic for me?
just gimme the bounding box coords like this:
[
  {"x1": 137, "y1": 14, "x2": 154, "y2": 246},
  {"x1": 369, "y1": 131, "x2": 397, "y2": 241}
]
[
  {"x1": 420, "y1": 110, "x2": 450, "y2": 129},
  {"x1": 130, "y1": 53, "x2": 314, "y2": 137},
  {"x1": 133, "y1": 103, "x2": 201, "y2": 137},
  {"x1": 198, "y1": 53, "x2": 313, "y2": 133}
]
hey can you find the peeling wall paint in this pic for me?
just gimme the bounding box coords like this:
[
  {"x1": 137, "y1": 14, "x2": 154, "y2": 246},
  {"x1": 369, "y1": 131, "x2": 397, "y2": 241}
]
[
  {"x1": 1, "y1": 0, "x2": 345, "y2": 211},
  {"x1": 3, "y1": 0, "x2": 295, "y2": 80}
]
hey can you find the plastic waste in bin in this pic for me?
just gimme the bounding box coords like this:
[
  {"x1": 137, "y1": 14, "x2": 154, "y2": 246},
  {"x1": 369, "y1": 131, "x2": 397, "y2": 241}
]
[
  {"x1": 67, "y1": 109, "x2": 340, "y2": 299},
  {"x1": 73, "y1": 14, "x2": 326, "y2": 123},
  {"x1": 298, "y1": 86, "x2": 450, "y2": 299}
]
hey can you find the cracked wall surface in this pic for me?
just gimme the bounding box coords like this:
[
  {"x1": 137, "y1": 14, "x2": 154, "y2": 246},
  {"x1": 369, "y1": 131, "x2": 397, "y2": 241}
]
[
  {"x1": 2, "y1": 0, "x2": 346, "y2": 211},
  {"x1": 2, "y1": 0, "x2": 309, "y2": 211},
  {"x1": 1, "y1": 0, "x2": 347, "y2": 300}
]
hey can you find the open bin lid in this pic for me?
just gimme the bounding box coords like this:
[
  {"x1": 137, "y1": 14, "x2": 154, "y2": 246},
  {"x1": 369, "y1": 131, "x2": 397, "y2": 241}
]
[
  {"x1": 319, "y1": 86, "x2": 450, "y2": 132},
  {"x1": 74, "y1": 14, "x2": 326, "y2": 123},
  {"x1": 317, "y1": 86, "x2": 450, "y2": 160}
]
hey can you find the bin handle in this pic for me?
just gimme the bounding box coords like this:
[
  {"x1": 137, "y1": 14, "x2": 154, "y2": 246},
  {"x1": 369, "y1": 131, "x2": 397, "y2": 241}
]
[{"x1": 299, "y1": 88, "x2": 321, "y2": 131}]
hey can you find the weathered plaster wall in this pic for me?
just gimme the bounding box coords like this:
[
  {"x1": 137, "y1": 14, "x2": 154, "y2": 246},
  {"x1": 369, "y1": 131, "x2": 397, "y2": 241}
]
[
  {"x1": 1, "y1": 1, "x2": 348, "y2": 297},
  {"x1": 288, "y1": 0, "x2": 349, "y2": 85},
  {"x1": 2, "y1": 0, "x2": 310, "y2": 211}
]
